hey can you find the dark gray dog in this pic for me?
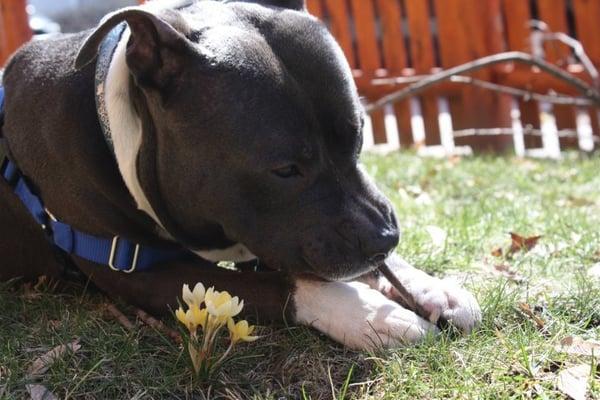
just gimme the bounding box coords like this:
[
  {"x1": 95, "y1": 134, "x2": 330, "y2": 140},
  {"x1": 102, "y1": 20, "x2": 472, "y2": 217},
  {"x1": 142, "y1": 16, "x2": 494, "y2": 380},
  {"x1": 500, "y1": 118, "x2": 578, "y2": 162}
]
[{"x1": 0, "y1": 0, "x2": 480, "y2": 349}]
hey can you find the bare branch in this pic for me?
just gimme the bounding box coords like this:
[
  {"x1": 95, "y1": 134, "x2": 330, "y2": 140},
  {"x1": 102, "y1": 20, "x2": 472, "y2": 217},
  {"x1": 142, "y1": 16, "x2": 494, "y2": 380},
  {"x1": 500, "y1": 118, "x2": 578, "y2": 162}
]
[
  {"x1": 449, "y1": 76, "x2": 594, "y2": 106},
  {"x1": 364, "y1": 51, "x2": 600, "y2": 113}
]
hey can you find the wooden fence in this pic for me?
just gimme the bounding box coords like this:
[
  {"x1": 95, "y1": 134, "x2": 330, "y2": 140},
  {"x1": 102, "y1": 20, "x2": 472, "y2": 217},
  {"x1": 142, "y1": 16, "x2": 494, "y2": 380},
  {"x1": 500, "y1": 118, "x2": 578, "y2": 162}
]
[
  {"x1": 305, "y1": 0, "x2": 600, "y2": 157},
  {"x1": 2, "y1": 0, "x2": 600, "y2": 157}
]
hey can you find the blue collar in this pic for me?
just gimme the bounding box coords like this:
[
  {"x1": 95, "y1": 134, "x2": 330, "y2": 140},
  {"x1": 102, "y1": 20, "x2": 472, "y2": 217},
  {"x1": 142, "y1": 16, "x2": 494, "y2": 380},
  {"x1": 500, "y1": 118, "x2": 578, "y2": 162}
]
[{"x1": 0, "y1": 85, "x2": 192, "y2": 272}]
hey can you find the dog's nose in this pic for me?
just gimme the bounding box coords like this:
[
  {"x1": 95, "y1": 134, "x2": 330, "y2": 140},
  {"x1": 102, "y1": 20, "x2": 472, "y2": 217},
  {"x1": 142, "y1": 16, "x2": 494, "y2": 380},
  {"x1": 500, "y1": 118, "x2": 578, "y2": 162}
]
[{"x1": 362, "y1": 226, "x2": 400, "y2": 262}]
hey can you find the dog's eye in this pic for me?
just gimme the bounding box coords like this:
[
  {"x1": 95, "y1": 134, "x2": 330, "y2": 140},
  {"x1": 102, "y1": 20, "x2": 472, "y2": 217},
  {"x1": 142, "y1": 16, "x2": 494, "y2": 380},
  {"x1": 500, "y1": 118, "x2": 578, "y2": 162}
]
[{"x1": 271, "y1": 164, "x2": 302, "y2": 179}]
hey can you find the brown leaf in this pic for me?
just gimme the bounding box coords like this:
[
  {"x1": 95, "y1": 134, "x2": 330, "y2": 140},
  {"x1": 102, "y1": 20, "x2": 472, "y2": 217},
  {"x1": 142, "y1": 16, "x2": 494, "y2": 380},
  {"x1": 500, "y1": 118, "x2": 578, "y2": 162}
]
[
  {"x1": 556, "y1": 364, "x2": 591, "y2": 400},
  {"x1": 493, "y1": 264, "x2": 525, "y2": 283},
  {"x1": 27, "y1": 340, "x2": 81, "y2": 378},
  {"x1": 491, "y1": 247, "x2": 503, "y2": 257},
  {"x1": 26, "y1": 384, "x2": 57, "y2": 400},
  {"x1": 509, "y1": 232, "x2": 542, "y2": 254},
  {"x1": 557, "y1": 336, "x2": 600, "y2": 357},
  {"x1": 518, "y1": 303, "x2": 545, "y2": 330}
]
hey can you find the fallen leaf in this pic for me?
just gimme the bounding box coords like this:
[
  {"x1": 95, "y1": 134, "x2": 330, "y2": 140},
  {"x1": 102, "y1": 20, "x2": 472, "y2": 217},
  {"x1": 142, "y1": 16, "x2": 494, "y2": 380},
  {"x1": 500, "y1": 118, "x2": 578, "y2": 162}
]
[
  {"x1": 518, "y1": 303, "x2": 545, "y2": 330},
  {"x1": 425, "y1": 225, "x2": 447, "y2": 248},
  {"x1": 491, "y1": 247, "x2": 503, "y2": 257},
  {"x1": 27, "y1": 340, "x2": 81, "y2": 379},
  {"x1": 26, "y1": 384, "x2": 57, "y2": 400},
  {"x1": 557, "y1": 336, "x2": 600, "y2": 357},
  {"x1": 510, "y1": 232, "x2": 542, "y2": 254},
  {"x1": 493, "y1": 264, "x2": 525, "y2": 283},
  {"x1": 556, "y1": 364, "x2": 591, "y2": 400}
]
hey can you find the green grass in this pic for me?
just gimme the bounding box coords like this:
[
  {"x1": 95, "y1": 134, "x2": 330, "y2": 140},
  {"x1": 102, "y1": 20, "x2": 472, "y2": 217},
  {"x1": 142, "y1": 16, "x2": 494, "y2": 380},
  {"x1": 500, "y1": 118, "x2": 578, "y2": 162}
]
[{"x1": 1, "y1": 152, "x2": 600, "y2": 399}]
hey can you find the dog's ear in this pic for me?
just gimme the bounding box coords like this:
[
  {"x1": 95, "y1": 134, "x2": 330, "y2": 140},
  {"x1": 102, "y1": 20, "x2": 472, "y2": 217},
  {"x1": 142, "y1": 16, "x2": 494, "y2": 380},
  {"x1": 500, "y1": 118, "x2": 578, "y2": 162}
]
[{"x1": 75, "y1": 7, "x2": 190, "y2": 88}]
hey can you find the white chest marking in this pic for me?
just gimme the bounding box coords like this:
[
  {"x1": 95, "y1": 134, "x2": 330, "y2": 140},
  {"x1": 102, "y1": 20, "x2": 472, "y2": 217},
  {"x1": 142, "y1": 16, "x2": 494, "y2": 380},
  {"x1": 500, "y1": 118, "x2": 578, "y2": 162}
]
[{"x1": 104, "y1": 28, "x2": 256, "y2": 262}]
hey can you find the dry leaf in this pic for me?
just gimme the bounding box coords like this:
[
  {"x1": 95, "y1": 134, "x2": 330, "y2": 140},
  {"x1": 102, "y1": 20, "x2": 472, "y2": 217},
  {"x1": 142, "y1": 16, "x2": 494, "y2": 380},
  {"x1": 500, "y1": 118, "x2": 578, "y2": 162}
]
[
  {"x1": 556, "y1": 364, "x2": 591, "y2": 400},
  {"x1": 425, "y1": 225, "x2": 447, "y2": 248},
  {"x1": 27, "y1": 341, "x2": 81, "y2": 378},
  {"x1": 493, "y1": 264, "x2": 525, "y2": 283},
  {"x1": 510, "y1": 232, "x2": 542, "y2": 254},
  {"x1": 518, "y1": 303, "x2": 545, "y2": 330},
  {"x1": 557, "y1": 336, "x2": 600, "y2": 357},
  {"x1": 491, "y1": 247, "x2": 503, "y2": 257},
  {"x1": 26, "y1": 384, "x2": 57, "y2": 400}
]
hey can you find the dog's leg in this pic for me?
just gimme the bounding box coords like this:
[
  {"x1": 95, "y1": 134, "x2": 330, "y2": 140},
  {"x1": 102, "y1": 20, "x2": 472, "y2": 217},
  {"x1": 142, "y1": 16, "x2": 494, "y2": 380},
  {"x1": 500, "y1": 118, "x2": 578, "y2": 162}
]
[
  {"x1": 357, "y1": 253, "x2": 481, "y2": 333},
  {"x1": 0, "y1": 182, "x2": 64, "y2": 281},
  {"x1": 292, "y1": 276, "x2": 438, "y2": 350},
  {"x1": 75, "y1": 259, "x2": 294, "y2": 322}
]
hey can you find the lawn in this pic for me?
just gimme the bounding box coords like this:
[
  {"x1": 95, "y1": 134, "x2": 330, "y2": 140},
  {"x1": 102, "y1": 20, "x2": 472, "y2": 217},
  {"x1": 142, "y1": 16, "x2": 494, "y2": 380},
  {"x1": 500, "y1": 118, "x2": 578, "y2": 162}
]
[{"x1": 1, "y1": 152, "x2": 599, "y2": 399}]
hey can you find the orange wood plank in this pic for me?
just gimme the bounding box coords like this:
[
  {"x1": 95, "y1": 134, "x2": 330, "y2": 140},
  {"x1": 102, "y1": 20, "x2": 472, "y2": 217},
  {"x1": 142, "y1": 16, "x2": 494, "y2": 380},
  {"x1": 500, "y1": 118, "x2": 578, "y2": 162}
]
[
  {"x1": 376, "y1": 0, "x2": 406, "y2": 72},
  {"x1": 502, "y1": 0, "x2": 532, "y2": 51},
  {"x1": 537, "y1": 0, "x2": 570, "y2": 62},
  {"x1": 375, "y1": 0, "x2": 411, "y2": 146},
  {"x1": 404, "y1": 0, "x2": 439, "y2": 145},
  {"x1": 323, "y1": 0, "x2": 356, "y2": 69},
  {"x1": 0, "y1": 0, "x2": 32, "y2": 66},
  {"x1": 404, "y1": 0, "x2": 435, "y2": 72},
  {"x1": 434, "y1": 0, "x2": 511, "y2": 149},
  {"x1": 306, "y1": 0, "x2": 324, "y2": 19},
  {"x1": 349, "y1": 0, "x2": 381, "y2": 73},
  {"x1": 348, "y1": 0, "x2": 386, "y2": 143},
  {"x1": 572, "y1": 0, "x2": 600, "y2": 66}
]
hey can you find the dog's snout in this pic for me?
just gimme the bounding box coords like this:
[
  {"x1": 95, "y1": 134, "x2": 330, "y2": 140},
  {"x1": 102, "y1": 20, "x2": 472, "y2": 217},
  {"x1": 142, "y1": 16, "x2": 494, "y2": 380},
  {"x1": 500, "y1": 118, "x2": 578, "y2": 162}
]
[{"x1": 362, "y1": 225, "x2": 399, "y2": 262}]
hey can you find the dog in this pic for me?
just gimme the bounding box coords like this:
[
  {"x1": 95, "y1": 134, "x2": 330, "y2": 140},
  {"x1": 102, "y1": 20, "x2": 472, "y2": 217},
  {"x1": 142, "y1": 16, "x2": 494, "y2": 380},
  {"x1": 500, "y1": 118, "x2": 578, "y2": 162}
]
[{"x1": 0, "y1": 0, "x2": 480, "y2": 350}]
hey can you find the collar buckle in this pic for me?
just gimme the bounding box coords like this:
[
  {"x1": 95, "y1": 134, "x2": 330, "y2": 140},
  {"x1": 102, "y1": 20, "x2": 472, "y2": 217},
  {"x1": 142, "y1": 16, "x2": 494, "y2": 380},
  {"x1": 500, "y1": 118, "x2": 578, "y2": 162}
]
[{"x1": 108, "y1": 236, "x2": 140, "y2": 273}]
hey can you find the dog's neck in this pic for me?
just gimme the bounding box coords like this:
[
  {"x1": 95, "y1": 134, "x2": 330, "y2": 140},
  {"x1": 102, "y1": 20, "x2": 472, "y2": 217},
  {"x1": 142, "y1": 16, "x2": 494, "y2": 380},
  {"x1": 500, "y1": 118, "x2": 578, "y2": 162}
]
[{"x1": 96, "y1": 26, "x2": 256, "y2": 263}]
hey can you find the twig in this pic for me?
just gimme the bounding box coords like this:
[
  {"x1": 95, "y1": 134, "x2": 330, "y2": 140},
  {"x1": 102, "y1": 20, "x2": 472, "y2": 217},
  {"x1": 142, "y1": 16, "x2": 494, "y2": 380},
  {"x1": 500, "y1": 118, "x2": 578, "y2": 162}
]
[
  {"x1": 452, "y1": 127, "x2": 600, "y2": 142},
  {"x1": 530, "y1": 20, "x2": 599, "y2": 89},
  {"x1": 364, "y1": 51, "x2": 600, "y2": 113},
  {"x1": 449, "y1": 75, "x2": 594, "y2": 106},
  {"x1": 104, "y1": 303, "x2": 135, "y2": 331},
  {"x1": 135, "y1": 309, "x2": 182, "y2": 343}
]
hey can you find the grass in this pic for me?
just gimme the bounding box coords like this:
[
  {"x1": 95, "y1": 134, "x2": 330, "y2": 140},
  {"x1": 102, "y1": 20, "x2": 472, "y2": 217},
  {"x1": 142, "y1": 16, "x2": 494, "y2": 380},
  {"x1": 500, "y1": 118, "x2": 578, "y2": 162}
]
[{"x1": 1, "y1": 151, "x2": 600, "y2": 399}]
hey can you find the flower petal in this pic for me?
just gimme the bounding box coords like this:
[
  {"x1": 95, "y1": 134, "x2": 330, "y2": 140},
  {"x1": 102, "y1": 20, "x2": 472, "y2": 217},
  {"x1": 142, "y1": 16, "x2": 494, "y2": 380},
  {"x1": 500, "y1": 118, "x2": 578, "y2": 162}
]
[
  {"x1": 182, "y1": 284, "x2": 194, "y2": 307},
  {"x1": 192, "y1": 283, "x2": 206, "y2": 305}
]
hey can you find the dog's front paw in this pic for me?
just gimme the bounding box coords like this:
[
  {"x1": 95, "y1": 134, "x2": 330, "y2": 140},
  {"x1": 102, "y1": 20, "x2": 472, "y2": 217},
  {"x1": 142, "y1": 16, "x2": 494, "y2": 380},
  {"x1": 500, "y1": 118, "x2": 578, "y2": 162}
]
[
  {"x1": 292, "y1": 278, "x2": 438, "y2": 350},
  {"x1": 363, "y1": 254, "x2": 482, "y2": 334},
  {"x1": 410, "y1": 278, "x2": 481, "y2": 333}
]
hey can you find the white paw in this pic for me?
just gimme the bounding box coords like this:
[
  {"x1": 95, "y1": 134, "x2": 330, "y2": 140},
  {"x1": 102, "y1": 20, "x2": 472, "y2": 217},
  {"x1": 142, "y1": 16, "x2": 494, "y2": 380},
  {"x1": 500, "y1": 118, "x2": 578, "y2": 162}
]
[
  {"x1": 410, "y1": 277, "x2": 482, "y2": 333},
  {"x1": 365, "y1": 254, "x2": 482, "y2": 334},
  {"x1": 293, "y1": 279, "x2": 439, "y2": 350}
]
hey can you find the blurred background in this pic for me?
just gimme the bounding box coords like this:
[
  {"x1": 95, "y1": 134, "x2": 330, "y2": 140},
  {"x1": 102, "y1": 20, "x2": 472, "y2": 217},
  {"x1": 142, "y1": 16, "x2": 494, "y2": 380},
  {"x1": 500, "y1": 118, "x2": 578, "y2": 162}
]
[{"x1": 27, "y1": 0, "x2": 134, "y2": 34}]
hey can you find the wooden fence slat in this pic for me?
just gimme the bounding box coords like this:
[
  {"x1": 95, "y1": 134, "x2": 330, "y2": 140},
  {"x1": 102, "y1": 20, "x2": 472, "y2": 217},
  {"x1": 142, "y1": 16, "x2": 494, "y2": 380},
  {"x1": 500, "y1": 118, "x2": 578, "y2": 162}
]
[
  {"x1": 501, "y1": 0, "x2": 541, "y2": 152},
  {"x1": 434, "y1": 0, "x2": 510, "y2": 150},
  {"x1": 306, "y1": 0, "x2": 324, "y2": 19},
  {"x1": 573, "y1": 2, "x2": 599, "y2": 149},
  {"x1": 572, "y1": 0, "x2": 600, "y2": 67},
  {"x1": 349, "y1": 0, "x2": 387, "y2": 144},
  {"x1": 323, "y1": 0, "x2": 356, "y2": 69},
  {"x1": 537, "y1": 0, "x2": 577, "y2": 148},
  {"x1": 536, "y1": 0, "x2": 570, "y2": 63},
  {"x1": 375, "y1": 0, "x2": 411, "y2": 147},
  {"x1": 349, "y1": 0, "x2": 381, "y2": 73},
  {"x1": 404, "y1": 0, "x2": 439, "y2": 146},
  {"x1": 502, "y1": 0, "x2": 531, "y2": 51},
  {"x1": 0, "y1": 0, "x2": 32, "y2": 66}
]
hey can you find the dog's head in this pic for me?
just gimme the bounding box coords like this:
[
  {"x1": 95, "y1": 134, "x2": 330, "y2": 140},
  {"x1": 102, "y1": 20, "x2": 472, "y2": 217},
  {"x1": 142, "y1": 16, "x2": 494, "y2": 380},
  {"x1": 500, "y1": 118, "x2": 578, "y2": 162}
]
[{"x1": 76, "y1": 0, "x2": 399, "y2": 281}]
